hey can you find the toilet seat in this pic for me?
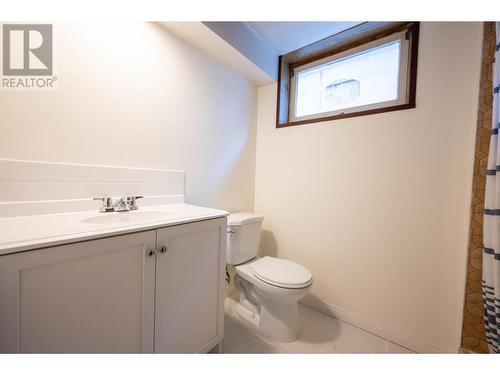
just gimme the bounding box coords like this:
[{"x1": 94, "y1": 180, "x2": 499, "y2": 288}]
[{"x1": 251, "y1": 256, "x2": 312, "y2": 289}]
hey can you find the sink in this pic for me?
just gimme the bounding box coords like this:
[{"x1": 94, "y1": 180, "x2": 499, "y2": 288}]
[{"x1": 81, "y1": 210, "x2": 175, "y2": 225}]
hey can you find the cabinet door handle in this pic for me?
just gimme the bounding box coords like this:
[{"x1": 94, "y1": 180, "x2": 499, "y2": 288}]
[
  {"x1": 160, "y1": 246, "x2": 167, "y2": 254},
  {"x1": 148, "y1": 249, "x2": 156, "y2": 257}
]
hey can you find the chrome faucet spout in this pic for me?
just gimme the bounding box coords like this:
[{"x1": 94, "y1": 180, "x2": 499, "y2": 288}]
[{"x1": 113, "y1": 197, "x2": 130, "y2": 212}]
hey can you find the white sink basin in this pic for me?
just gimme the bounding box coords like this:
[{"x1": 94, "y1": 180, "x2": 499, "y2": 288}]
[{"x1": 81, "y1": 210, "x2": 175, "y2": 225}]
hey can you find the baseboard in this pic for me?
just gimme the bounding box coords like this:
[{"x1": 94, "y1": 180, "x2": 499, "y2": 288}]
[{"x1": 300, "y1": 295, "x2": 454, "y2": 354}]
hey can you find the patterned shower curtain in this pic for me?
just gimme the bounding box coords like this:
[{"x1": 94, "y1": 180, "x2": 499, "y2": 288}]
[{"x1": 483, "y1": 22, "x2": 500, "y2": 354}]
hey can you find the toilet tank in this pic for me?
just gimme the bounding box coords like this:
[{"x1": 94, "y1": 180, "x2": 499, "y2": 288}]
[{"x1": 226, "y1": 212, "x2": 264, "y2": 265}]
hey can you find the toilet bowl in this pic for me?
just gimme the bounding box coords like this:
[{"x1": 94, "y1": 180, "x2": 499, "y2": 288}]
[
  {"x1": 226, "y1": 213, "x2": 313, "y2": 342},
  {"x1": 233, "y1": 256, "x2": 312, "y2": 342}
]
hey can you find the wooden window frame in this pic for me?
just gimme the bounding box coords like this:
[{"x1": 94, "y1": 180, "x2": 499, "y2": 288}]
[{"x1": 276, "y1": 22, "x2": 420, "y2": 128}]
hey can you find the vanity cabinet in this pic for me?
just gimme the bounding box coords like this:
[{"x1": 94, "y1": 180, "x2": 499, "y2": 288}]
[{"x1": 0, "y1": 217, "x2": 226, "y2": 353}]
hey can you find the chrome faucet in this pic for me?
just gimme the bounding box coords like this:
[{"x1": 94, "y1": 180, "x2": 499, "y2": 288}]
[{"x1": 93, "y1": 196, "x2": 143, "y2": 213}]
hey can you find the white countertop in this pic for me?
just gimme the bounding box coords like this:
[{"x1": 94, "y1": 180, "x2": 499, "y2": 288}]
[{"x1": 0, "y1": 204, "x2": 228, "y2": 256}]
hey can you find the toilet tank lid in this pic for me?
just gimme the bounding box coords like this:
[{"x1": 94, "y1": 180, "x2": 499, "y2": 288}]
[{"x1": 228, "y1": 212, "x2": 264, "y2": 226}]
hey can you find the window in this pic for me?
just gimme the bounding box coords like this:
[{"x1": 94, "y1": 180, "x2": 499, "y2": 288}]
[{"x1": 276, "y1": 23, "x2": 419, "y2": 127}]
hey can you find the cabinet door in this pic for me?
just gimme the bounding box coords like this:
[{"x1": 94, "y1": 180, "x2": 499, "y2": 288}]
[
  {"x1": 0, "y1": 231, "x2": 156, "y2": 353},
  {"x1": 155, "y1": 218, "x2": 226, "y2": 353}
]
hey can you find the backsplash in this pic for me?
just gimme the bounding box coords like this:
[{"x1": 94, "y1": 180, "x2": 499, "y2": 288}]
[{"x1": 0, "y1": 159, "x2": 185, "y2": 218}]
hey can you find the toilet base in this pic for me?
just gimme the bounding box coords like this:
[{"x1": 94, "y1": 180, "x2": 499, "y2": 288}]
[
  {"x1": 235, "y1": 294, "x2": 301, "y2": 343},
  {"x1": 258, "y1": 296, "x2": 301, "y2": 342}
]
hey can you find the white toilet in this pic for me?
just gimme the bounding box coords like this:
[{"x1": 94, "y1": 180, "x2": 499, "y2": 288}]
[{"x1": 227, "y1": 212, "x2": 313, "y2": 342}]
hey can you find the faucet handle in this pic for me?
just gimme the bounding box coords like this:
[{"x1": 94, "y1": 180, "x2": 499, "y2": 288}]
[
  {"x1": 127, "y1": 196, "x2": 143, "y2": 210},
  {"x1": 93, "y1": 197, "x2": 114, "y2": 213}
]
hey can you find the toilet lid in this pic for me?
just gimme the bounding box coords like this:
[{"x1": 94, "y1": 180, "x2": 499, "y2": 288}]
[{"x1": 251, "y1": 256, "x2": 312, "y2": 289}]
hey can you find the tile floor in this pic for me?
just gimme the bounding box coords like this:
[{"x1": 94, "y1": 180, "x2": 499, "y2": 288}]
[{"x1": 222, "y1": 295, "x2": 415, "y2": 354}]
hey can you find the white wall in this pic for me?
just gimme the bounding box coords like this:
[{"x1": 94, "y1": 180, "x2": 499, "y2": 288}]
[
  {"x1": 254, "y1": 22, "x2": 483, "y2": 352},
  {"x1": 0, "y1": 22, "x2": 257, "y2": 212}
]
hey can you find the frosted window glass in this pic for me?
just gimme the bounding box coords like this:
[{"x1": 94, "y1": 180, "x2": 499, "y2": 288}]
[{"x1": 295, "y1": 40, "x2": 401, "y2": 118}]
